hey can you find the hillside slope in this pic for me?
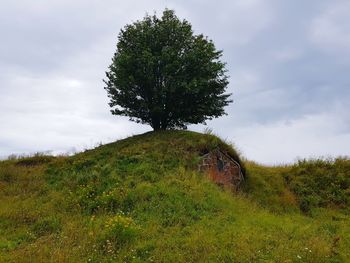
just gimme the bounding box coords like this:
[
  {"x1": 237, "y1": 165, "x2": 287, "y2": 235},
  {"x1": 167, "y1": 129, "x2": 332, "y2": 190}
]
[{"x1": 0, "y1": 131, "x2": 349, "y2": 262}]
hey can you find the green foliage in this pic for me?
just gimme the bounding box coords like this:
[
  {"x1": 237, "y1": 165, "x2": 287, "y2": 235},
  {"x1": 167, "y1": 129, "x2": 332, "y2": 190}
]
[
  {"x1": 98, "y1": 214, "x2": 139, "y2": 250},
  {"x1": 104, "y1": 9, "x2": 231, "y2": 130},
  {"x1": 242, "y1": 161, "x2": 298, "y2": 213},
  {"x1": 284, "y1": 158, "x2": 350, "y2": 213},
  {"x1": 0, "y1": 131, "x2": 349, "y2": 262}
]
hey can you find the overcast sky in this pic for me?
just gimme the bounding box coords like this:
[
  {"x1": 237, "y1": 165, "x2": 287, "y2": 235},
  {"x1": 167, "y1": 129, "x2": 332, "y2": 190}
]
[{"x1": 1, "y1": 0, "x2": 349, "y2": 164}]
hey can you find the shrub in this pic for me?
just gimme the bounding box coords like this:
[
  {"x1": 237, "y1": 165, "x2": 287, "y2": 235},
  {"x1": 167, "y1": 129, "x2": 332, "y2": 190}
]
[
  {"x1": 16, "y1": 155, "x2": 54, "y2": 166},
  {"x1": 99, "y1": 214, "x2": 139, "y2": 252},
  {"x1": 284, "y1": 158, "x2": 350, "y2": 212},
  {"x1": 76, "y1": 184, "x2": 100, "y2": 214},
  {"x1": 97, "y1": 189, "x2": 124, "y2": 213}
]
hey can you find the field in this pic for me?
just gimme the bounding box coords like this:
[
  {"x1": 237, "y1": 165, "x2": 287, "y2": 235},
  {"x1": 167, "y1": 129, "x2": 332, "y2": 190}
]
[{"x1": 0, "y1": 131, "x2": 349, "y2": 262}]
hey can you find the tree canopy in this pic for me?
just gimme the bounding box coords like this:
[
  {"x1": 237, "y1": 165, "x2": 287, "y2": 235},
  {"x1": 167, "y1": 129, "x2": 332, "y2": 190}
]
[{"x1": 104, "y1": 9, "x2": 232, "y2": 130}]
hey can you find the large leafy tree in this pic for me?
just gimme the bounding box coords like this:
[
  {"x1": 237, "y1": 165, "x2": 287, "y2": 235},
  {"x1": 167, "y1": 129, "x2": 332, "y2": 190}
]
[{"x1": 104, "y1": 9, "x2": 232, "y2": 130}]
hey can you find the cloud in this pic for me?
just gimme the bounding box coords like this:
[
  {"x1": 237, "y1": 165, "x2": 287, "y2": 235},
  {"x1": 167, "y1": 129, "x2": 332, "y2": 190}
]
[
  {"x1": 234, "y1": 111, "x2": 350, "y2": 164},
  {"x1": 271, "y1": 48, "x2": 303, "y2": 62},
  {"x1": 0, "y1": 0, "x2": 349, "y2": 163},
  {"x1": 310, "y1": 1, "x2": 350, "y2": 53},
  {"x1": 0, "y1": 73, "x2": 150, "y2": 157},
  {"x1": 193, "y1": 107, "x2": 350, "y2": 164}
]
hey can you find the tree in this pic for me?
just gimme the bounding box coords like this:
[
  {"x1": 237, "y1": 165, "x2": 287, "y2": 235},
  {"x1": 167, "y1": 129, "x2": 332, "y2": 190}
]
[{"x1": 104, "y1": 9, "x2": 232, "y2": 131}]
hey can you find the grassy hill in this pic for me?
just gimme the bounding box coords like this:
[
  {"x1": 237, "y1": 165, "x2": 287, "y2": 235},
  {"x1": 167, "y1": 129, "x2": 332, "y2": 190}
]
[{"x1": 0, "y1": 131, "x2": 349, "y2": 262}]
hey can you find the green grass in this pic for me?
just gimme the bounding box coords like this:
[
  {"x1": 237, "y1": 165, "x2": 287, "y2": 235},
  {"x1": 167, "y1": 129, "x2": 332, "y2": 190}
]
[
  {"x1": 0, "y1": 130, "x2": 349, "y2": 262},
  {"x1": 284, "y1": 158, "x2": 350, "y2": 213}
]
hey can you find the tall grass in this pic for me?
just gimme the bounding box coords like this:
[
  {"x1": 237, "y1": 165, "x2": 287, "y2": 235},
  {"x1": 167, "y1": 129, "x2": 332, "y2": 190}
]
[
  {"x1": 284, "y1": 158, "x2": 350, "y2": 213},
  {"x1": 0, "y1": 131, "x2": 349, "y2": 262}
]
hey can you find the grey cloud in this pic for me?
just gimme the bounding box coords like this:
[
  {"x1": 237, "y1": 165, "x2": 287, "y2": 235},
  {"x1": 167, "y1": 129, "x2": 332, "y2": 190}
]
[{"x1": 0, "y1": 0, "x2": 349, "y2": 163}]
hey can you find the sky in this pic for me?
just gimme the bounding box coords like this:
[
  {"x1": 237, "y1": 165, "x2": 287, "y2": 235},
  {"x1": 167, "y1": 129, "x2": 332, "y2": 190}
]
[{"x1": 1, "y1": 0, "x2": 349, "y2": 164}]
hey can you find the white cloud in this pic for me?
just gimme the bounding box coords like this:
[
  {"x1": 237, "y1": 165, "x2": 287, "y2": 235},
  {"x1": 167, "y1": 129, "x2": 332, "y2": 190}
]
[
  {"x1": 0, "y1": 0, "x2": 349, "y2": 164},
  {"x1": 160, "y1": 0, "x2": 274, "y2": 48},
  {"x1": 230, "y1": 70, "x2": 262, "y2": 96},
  {"x1": 0, "y1": 67, "x2": 150, "y2": 157},
  {"x1": 229, "y1": 112, "x2": 349, "y2": 164},
  {"x1": 192, "y1": 101, "x2": 350, "y2": 164},
  {"x1": 310, "y1": 1, "x2": 350, "y2": 52},
  {"x1": 271, "y1": 48, "x2": 303, "y2": 61}
]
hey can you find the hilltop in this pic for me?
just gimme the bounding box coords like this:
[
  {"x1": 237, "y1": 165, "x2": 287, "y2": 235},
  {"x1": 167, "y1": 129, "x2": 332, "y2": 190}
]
[{"x1": 0, "y1": 131, "x2": 349, "y2": 262}]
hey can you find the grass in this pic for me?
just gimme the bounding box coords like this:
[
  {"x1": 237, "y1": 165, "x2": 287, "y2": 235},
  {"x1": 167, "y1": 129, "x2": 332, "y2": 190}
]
[
  {"x1": 0, "y1": 130, "x2": 349, "y2": 262},
  {"x1": 284, "y1": 158, "x2": 350, "y2": 213}
]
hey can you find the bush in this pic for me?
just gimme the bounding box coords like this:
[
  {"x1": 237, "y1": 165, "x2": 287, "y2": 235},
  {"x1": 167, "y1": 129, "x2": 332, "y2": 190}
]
[
  {"x1": 284, "y1": 158, "x2": 350, "y2": 212},
  {"x1": 16, "y1": 155, "x2": 54, "y2": 166},
  {"x1": 99, "y1": 214, "x2": 139, "y2": 252},
  {"x1": 76, "y1": 184, "x2": 100, "y2": 214}
]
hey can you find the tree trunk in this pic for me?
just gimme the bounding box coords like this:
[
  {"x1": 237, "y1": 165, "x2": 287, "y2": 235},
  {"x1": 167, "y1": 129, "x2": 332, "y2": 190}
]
[
  {"x1": 152, "y1": 114, "x2": 167, "y2": 131},
  {"x1": 152, "y1": 119, "x2": 162, "y2": 131},
  {"x1": 153, "y1": 126, "x2": 166, "y2": 131}
]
